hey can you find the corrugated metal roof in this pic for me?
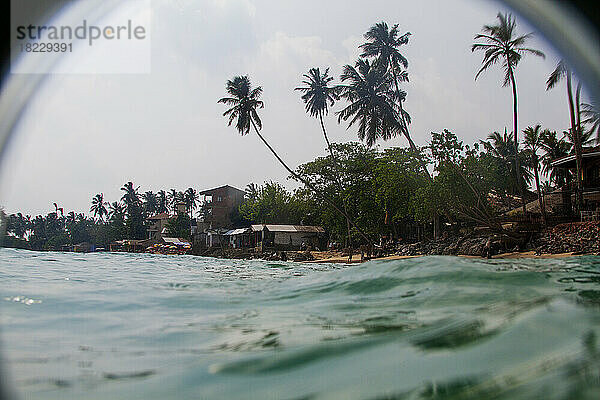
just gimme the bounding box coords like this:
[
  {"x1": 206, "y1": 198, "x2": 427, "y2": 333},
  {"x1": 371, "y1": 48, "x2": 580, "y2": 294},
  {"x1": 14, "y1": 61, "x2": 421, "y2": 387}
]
[
  {"x1": 250, "y1": 224, "x2": 325, "y2": 233},
  {"x1": 162, "y1": 237, "x2": 191, "y2": 246}
]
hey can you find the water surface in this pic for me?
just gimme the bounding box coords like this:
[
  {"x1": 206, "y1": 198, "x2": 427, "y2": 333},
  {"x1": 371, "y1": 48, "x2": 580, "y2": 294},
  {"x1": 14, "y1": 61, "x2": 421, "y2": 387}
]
[{"x1": 1, "y1": 248, "x2": 599, "y2": 399}]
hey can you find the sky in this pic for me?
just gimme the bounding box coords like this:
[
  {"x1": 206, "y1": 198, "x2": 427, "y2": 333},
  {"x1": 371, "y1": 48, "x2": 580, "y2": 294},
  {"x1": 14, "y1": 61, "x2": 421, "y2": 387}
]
[{"x1": 0, "y1": 0, "x2": 586, "y2": 216}]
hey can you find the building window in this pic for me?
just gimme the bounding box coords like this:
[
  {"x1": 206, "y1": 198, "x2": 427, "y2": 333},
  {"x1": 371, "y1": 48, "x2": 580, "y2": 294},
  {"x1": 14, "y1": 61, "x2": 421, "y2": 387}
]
[{"x1": 217, "y1": 196, "x2": 222, "y2": 202}]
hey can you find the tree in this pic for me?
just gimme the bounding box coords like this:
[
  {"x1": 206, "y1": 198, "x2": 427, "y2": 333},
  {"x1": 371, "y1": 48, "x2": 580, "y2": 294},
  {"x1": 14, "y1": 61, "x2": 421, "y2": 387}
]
[
  {"x1": 295, "y1": 67, "x2": 353, "y2": 248},
  {"x1": 581, "y1": 101, "x2": 599, "y2": 142},
  {"x1": 90, "y1": 193, "x2": 108, "y2": 221},
  {"x1": 142, "y1": 191, "x2": 158, "y2": 216},
  {"x1": 472, "y1": 12, "x2": 545, "y2": 213},
  {"x1": 359, "y1": 23, "x2": 420, "y2": 160},
  {"x1": 523, "y1": 125, "x2": 547, "y2": 224},
  {"x1": 183, "y1": 187, "x2": 199, "y2": 220},
  {"x1": 546, "y1": 60, "x2": 584, "y2": 210},
  {"x1": 337, "y1": 59, "x2": 401, "y2": 147},
  {"x1": 165, "y1": 212, "x2": 191, "y2": 238},
  {"x1": 157, "y1": 190, "x2": 168, "y2": 213},
  {"x1": 120, "y1": 182, "x2": 146, "y2": 240},
  {"x1": 245, "y1": 183, "x2": 259, "y2": 201},
  {"x1": 540, "y1": 130, "x2": 571, "y2": 187},
  {"x1": 218, "y1": 75, "x2": 372, "y2": 244}
]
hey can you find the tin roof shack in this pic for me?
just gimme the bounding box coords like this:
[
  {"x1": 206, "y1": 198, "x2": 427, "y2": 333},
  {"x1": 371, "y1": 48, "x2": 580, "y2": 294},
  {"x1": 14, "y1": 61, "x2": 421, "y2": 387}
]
[
  {"x1": 251, "y1": 224, "x2": 326, "y2": 251},
  {"x1": 224, "y1": 228, "x2": 253, "y2": 249},
  {"x1": 147, "y1": 212, "x2": 171, "y2": 240},
  {"x1": 550, "y1": 146, "x2": 600, "y2": 214},
  {"x1": 199, "y1": 185, "x2": 245, "y2": 229}
]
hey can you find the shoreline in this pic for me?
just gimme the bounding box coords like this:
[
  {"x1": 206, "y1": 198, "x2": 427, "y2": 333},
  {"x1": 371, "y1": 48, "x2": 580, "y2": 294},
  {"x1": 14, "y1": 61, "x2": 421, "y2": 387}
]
[{"x1": 305, "y1": 250, "x2": 589, "y2": 263}]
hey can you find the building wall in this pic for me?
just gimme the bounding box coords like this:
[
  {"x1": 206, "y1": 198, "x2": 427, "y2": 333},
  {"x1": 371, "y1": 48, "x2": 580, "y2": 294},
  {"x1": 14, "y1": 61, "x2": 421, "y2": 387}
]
[{"x1": 203, "y1": 186, "x2": 245, "y2": 228}]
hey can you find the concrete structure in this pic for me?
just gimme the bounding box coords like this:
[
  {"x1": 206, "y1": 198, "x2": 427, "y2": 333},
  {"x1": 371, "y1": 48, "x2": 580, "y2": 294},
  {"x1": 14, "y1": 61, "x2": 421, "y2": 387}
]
[
  {"x1": 198, "y1": 185, "x2": 245, "y2": 229},
  {"x1": 147, "y1": 212, "x2": 170, "y2": 240}
]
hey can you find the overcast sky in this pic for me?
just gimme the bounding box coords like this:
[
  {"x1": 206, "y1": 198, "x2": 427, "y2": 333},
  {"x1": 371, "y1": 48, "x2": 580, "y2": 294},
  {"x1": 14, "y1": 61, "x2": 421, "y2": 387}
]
[{"x1": 0, "y1": 0, "x2": 587, "y2": 216}]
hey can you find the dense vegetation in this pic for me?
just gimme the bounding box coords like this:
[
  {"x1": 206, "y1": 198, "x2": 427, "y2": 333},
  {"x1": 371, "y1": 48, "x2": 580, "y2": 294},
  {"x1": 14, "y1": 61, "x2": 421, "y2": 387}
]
[{"x1": 2, "y1": 14, "x2": 599, "y2": 251}]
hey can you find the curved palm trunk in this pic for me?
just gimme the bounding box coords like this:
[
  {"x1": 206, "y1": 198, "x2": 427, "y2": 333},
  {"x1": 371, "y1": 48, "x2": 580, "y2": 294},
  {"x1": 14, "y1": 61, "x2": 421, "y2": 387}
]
[
  {"x1": 509, "y1": 70, "x2": 527, "y2": 214},
  {"x1": 319, "y1": 114, "x2": 353, "y2": 256},
  {"x1": 533, "y1": 157, "x2": 546, "y2": 225},
  {"x1": 390, "y1": 67, "x2": 431, "y2": 180},
  {"x1": 390, "y1": 64, "x2": 440, "y2": 238},
  {"x1": 250, "y1": 120, "x2": 373, "y2": 245},
  {"x1": 566, "y1": 71, "x2": 584, "y2": 213}
]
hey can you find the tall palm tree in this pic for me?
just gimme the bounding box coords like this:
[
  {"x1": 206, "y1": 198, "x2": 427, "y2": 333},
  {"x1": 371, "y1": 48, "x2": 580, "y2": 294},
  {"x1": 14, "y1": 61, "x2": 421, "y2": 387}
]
[
  {"x1": 167, "y1": 189, "x2": 179, "y2": 212},
  {"x1": 295, "y1": 67, "x2": 353, "y2": 248},
  {"x1": 336, "y1": 59, "x2": 400, "y2": 147},
  {"x1": 142, "y1": 191, "x2": 158, "y2": 216},
  {"x1": 523, "y1": 125, "x2": 547, "y2": 224},
  {"x1": 121, "y1": 182, "x2": 141, "y2": 212},
  {"x1": 156, "y1": 190, "x2": 168, "y2": 213},
  {"x1": 184, "y1": 188, "x2": 199, "y2": 220},
  {"x1": 472, "y1": 12, "x2": 545, "y2": 213},
  {"x1": 359, "y1": 22, "x2": 423, "y2": 166},
  {"x1": 546, "y1": 60, "x2": 584, "y2": 210},
  {"x1": 218, "y1": 75, "x2": 371, "y2": 244},
  {"x1": 90, "y1": 193, "x2": 108, "y2": 221}
]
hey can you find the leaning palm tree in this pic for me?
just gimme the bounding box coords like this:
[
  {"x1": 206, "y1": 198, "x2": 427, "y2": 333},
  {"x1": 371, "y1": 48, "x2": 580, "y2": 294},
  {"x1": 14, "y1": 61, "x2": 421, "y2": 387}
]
[
  {"x1": 218, "y1": 75, "x2": 371, "y2": 244},
  {"x1": 523, "y1": 125, "x2": 547, "y2": 224},
  {"x1": 90, "y1": 193, "x2": 108, "y2": 221},
  {"x1": 546, "y1": 60, "x2": 584, "y2": 210},
  {"x1": 336, "y1": 59, "x2": 401, "y2": 147},
  {"x1": 359, "y1": 22, "x2": 422, "y2": 166},
  {"x1": 295, "y1": 67, "x2": 352, "y2": 249},
  {"x1": 472, "y1": 12, "x2": 545, "y2": 213}
]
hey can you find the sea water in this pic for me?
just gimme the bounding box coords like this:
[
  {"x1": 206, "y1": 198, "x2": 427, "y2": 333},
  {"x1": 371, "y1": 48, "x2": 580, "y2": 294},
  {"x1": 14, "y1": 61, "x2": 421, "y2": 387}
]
[{"x1": 0, "y1": 248, "x2": 598, "y2": 399}]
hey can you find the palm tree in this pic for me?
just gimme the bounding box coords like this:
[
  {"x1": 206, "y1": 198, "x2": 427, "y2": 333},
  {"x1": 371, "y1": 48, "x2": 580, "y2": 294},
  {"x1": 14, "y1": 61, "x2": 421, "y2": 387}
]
[
  {"x1": 523, "y1": 125, "x2": 547, "y2": 224},
  {"x1": 336, "y1": 59, "x2": 400, "y2": 147},
  {"x1": 359, "y1": 22, "x2": 422, "y2": 164},
  {"x1": 295, "y1": 67, "x2": 353, "y2": 248},
  {"x1": 546, "y1": 60, "x2": 584, "y2": 210},
  {"x1": 218, "y1": 75, "x2": 371, "y2": 244},
  {"x1": 90, "y1": 193, "x2": 108, "y2": 221},
  {"x1": 540, "y1": 130, "x2": 571, "y2": 187},
  {"x1": 482, "y1": 130, "x2": 532, "y2": 190},
  {"x1": 245, "y1": 183, "x2": 259, "y2": 201},
  {"x1": 581, "y1": 101, "x2": 599, "y2": 142},
  {"x1": 108, "y1": 201, "x2": 126, "y2": 221},
  {"x1": 167, "y1": 189, "x2": 179, "y2": 212},
  {"x1": 472, "y1": 12, "x2": 545, "y2": 213},
  {"x1": 157, "y1": 190, "x2": 168, "y2": 213},
  {"x1": 121, "y1": 182, "x2": 141, "y2": 211},
  {"x1": 142, "y1": 191, "x2": 158, "y2": 216},
  {"x1": 184, "y1": 188, "x2": 199, "y2": 220}
]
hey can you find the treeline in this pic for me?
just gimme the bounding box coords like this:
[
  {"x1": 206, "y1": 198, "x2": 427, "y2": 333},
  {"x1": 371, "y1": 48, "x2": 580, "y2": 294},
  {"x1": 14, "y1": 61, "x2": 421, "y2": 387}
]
[
  {"x1": 240, "y1": 125, "x2": 589, "y2": 245},
  {"x1": 1, "y1": 183, "x2": 202, "y2": 251}
]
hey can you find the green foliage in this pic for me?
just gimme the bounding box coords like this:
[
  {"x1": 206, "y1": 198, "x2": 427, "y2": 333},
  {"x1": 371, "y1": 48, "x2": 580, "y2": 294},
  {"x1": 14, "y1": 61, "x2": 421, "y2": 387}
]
[
  {"x1": 239, "y1": 181, "x2": 303, "y2": 225},
  {"x1": 165, "y1": 213, "x2": 191, "y2": 238}
]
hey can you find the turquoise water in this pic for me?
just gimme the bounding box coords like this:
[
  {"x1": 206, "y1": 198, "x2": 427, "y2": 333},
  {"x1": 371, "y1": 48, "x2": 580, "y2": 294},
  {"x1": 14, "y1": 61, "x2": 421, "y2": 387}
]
[{"x1": 0, "y1": 248, "x2": 599, "y2": 399}]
